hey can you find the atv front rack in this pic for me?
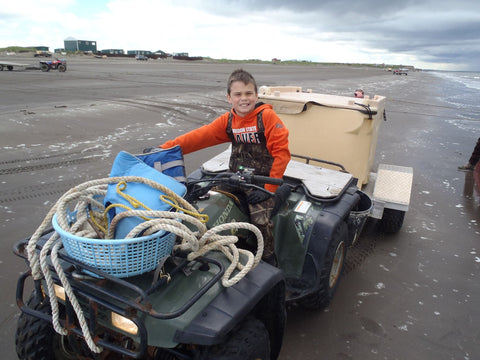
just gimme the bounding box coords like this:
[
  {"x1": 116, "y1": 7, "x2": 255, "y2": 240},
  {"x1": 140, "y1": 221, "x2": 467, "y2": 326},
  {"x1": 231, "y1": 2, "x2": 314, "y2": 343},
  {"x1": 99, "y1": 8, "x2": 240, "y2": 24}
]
[{"x1": 14, "y1": 233, "x2": 225, "y2": 359}]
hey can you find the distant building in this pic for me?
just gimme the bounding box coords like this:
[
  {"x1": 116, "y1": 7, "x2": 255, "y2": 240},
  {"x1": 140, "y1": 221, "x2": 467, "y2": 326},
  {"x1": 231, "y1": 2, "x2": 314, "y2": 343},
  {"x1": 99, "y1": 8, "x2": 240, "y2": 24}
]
[
  {"x1": 127, "y1": 50, "x2": 152, "y2": 56},
  {"x1": 32, "y1": 46, "x2": 49, "y2": 51},
  {"x1": 64, "y1": 37, "x2": 97, "y2": 52},
  {"x1": 101, "y1": 49, "x2": 125, "y2": 55}
]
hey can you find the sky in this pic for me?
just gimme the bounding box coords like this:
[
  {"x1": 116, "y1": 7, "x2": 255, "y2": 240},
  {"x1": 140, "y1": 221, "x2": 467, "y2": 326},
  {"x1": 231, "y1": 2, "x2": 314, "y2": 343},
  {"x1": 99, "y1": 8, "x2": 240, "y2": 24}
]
[{"x1": 1, "y1": 0, "x2": 479, "y2": 71}]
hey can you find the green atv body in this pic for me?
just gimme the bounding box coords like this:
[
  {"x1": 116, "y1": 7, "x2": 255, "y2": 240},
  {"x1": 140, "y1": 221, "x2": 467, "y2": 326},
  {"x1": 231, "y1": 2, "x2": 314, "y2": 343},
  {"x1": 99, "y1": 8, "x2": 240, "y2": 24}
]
[
  {"x1": 14, "y1": 153, "x2": 363, "y2": 359},
  {"x1": 14, "y1": 86, "x2": 414, "y2": 359}
]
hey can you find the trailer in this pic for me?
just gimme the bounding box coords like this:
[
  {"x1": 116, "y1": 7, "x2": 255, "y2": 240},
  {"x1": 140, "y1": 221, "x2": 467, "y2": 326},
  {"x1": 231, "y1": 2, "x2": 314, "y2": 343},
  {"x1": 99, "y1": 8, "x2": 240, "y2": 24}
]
[
  {"x1": 257, "y1": 86, "x2": 413, "y2": 234},
  {"x1": 0, "y1": 61, "x2": 30, "y2": 71}
]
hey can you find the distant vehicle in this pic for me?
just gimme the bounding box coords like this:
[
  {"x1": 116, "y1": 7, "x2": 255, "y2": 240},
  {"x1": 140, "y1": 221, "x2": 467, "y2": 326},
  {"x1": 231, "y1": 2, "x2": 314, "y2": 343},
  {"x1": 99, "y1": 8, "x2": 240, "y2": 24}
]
[
  {"x1": 39, "y1": 58, "x2": 67, "y2": 72},
  {"x1": 0, "y1": 61, "x2": 29, "y2": 71},
  {"x1": 393, "y1": 69, "x2": 408, "y2": 75},
  {"x1": 34, "y1": 51, "x2": 52, "y2": 58},
  {"x1": 135, "y1": 55, "x2": 148, "y2": 61}
]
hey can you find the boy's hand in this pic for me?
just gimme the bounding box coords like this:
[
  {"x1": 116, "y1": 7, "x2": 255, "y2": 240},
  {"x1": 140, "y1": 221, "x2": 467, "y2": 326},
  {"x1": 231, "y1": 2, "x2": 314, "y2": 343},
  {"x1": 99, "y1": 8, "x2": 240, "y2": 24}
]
[
  {"x1": 247, "y1": 190, "x2": 271, "y2": 204},
  {"x1": 143, "y1": 147, "x2": 161, "y2": 154}
]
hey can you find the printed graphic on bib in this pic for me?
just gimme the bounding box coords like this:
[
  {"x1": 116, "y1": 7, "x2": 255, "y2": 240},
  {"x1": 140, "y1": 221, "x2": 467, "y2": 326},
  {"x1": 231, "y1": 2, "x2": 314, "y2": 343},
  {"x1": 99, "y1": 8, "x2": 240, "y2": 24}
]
[{"x1": 232, "y1": 125, "x2": 260, "y2": 144}]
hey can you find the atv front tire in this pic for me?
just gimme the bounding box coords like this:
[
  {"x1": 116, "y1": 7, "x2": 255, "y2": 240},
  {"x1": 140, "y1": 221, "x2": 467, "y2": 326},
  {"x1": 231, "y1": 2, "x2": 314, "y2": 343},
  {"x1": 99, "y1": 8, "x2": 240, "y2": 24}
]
[
  {"x1": 299, "y1": 222, "x2": 348, "y2": 310},
  {"x1": 199, "y1": 317, "x2": 270, "y2": 360},
  {"x1": 16, "y1": 292, "x2": 76, "y2": 360},
  {"x1": 16, "y1": 291, "x2": 57, "y2": 360}
]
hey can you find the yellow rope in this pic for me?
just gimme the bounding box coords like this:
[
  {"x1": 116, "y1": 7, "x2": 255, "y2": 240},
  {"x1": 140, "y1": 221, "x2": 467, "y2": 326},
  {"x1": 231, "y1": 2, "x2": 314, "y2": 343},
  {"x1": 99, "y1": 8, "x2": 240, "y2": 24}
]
[
  {"x1": 103, "y1": 181, "x2": 164, "y2": 224},
  {"x1": 88, "y1": 209, "x2": 107, "y2": 235},
  {"x1": 104, "y1": 181, "x2": 209, "y2": 229},
  {"x1": 116, "y1": 181, "x2": 144, "y2": 208},
  {"x1": 160, "y1": 195, "x2": 209, "y2": 223}
]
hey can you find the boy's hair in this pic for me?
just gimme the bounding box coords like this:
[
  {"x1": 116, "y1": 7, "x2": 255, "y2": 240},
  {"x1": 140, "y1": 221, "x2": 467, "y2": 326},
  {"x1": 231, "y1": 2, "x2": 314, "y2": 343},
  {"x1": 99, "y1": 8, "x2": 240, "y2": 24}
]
[{"x1": 227, "y1": 69, "x2": 258, "y2": 95}]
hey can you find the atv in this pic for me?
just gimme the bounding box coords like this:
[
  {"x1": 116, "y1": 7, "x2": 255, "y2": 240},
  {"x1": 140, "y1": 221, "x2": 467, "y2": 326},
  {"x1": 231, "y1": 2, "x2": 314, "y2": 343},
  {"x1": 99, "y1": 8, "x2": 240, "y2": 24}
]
[
  {"x1": 14, "y1": 87, "x2": 412, "y2": 359},
  {"x1": 39, "y1": 58, "x2": 67, "y2": 72}
]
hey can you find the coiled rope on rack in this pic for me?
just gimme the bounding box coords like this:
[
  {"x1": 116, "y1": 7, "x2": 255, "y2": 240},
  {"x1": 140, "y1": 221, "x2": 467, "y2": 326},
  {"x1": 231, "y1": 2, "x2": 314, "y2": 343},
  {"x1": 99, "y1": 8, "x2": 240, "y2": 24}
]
[{"x1": 26, "y1": 175, "x2": 264, "y2": 354}]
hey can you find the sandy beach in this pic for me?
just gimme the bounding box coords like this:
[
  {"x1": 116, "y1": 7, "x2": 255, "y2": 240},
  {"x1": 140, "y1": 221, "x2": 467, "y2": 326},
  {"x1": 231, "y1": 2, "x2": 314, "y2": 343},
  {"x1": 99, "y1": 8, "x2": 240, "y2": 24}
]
[{"x1": 1, "y1": 55, "x2": 479, "y2": 359}]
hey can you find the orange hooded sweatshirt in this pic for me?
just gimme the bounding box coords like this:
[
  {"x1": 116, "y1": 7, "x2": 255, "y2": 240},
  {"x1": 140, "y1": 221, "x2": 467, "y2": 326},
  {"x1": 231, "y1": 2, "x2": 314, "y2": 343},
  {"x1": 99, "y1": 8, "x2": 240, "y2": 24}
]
[{"x1": 161, "y1": 103, "x2": 290, "y2": 192}]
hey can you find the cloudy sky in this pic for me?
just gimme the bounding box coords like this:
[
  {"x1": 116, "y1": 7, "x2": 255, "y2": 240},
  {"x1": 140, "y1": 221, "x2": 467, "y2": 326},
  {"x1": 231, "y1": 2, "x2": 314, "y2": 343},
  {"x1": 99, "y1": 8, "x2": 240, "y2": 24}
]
[{"x1": 1, "y1": 0, "x2": 479, "y2": 71}]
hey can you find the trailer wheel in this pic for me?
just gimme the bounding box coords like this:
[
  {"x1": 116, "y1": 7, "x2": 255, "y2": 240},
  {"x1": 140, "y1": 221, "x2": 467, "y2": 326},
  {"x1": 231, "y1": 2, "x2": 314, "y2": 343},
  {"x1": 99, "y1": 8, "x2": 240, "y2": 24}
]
[
  {"x1": 58, "y1": 64, "x2": 66, "y2": 72},
  {"x1": 7, "y1": 65, "x2": 13, "y2": 71},
  {"x1": 0, "y1": 64, "x2": 3, "y2": 71},
  {"x1": 378, "y1": 208, "x2": 405, "y2": 233},
  {"x1": 198, "y1": 317, "x2": 270, "y2": 360},
  {"x1": 299, "y1": 222, "x2": 348, "y2": 310},
  {"x1": 40, "y1": 64, "x2": 50, "y2": 72}
]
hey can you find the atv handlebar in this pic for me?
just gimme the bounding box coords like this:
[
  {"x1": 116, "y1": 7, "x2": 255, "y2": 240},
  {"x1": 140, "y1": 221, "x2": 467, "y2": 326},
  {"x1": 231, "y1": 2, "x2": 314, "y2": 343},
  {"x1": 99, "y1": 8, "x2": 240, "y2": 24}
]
[
  {"x1": 222, "y1": 173, "x2": 283, "y2": 187},
  {"x1": 242, "y1": 174, "x2": 283, "y2": 186},
  {"x1": 186, "y1": 170, "x2": 284, "y2": 201}
]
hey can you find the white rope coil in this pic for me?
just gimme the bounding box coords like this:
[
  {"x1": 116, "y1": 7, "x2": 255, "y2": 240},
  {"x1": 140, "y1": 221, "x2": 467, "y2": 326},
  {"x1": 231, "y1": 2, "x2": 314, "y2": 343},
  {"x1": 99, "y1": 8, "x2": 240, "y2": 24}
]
[{"x1": 26, "y1": 176, "x2": 264, "y2": 354}]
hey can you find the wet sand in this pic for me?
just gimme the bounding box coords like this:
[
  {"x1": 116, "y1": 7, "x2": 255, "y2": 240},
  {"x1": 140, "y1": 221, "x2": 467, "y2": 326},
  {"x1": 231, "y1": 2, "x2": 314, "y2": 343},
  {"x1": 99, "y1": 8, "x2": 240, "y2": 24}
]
[{"x1": 1, "y1": 55, "x2": 479, "y2": 359}]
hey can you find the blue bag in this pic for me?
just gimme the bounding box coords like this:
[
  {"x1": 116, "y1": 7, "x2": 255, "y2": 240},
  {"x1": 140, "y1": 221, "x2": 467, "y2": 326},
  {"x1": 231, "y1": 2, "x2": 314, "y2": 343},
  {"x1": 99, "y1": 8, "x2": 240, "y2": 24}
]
[
  {"x1": 105, "y1": 147, "x2": 187, "y2": 239},
  {"x1": 138, "y1": 146, "x2": 186, "y2": 183}
]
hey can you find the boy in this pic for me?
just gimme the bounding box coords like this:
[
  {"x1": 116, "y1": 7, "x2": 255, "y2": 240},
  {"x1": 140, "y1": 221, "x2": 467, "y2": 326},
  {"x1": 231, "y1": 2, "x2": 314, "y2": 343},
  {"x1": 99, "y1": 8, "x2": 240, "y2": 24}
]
[{"x1": 159, "y1": 69, "x2": 290, "y2": 264}]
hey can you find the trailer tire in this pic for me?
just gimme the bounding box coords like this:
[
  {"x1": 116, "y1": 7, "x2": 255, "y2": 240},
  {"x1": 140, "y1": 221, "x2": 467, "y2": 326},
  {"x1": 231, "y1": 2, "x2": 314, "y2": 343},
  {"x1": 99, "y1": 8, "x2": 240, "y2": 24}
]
[
  {"x1": 40, "y1": 64, "x2": 50, "y2": 72},
  {"x1": 378, "y1": 208, "x2": 405, "y2": 233},
  {"x1": 7, "y1": 65, "x2": 13, "y2": 71},
  {"x1": 0, "y1": 64, "x2": 3, "y2": 71},
  {"x1": 198, "y1": 317, "x2": 270, "y2": 360},
  {"x1": 299, "y1": 222, "x2": 348, "y2": 310}
]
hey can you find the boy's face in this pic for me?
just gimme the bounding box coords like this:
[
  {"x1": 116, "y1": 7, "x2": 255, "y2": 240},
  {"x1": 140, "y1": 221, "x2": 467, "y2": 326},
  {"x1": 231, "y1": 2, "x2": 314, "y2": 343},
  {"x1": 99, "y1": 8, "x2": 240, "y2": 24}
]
[{"x1": 227, "y1": 81, "x2": 258, "y2": 117}]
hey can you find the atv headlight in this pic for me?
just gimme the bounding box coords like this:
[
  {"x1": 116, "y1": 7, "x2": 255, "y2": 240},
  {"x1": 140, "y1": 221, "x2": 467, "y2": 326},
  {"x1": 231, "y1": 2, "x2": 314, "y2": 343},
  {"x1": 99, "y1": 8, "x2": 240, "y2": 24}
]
[
  {"x1": 111, "y1": 312, "x2": 138, "y2": 335},
  {"x1": 53, "y1": 284, "x2": 66, "y2": 301}
]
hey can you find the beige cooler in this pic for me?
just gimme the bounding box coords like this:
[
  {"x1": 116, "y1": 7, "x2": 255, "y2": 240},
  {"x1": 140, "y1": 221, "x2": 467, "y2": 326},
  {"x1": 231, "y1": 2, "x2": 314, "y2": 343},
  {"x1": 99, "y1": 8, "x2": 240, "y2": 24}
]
[{"x1": 258, "y1": 86, "x2": 386, "y2": 185}]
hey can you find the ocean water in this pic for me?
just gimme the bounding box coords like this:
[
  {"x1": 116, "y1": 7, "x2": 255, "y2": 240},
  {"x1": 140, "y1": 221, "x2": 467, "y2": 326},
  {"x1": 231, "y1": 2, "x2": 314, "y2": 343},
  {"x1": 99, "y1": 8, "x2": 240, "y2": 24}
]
[
  {"x1": 319, "y1": 69, "x2": 480, "y2": 139},
  {"x1": 430, "y1": 71, "x2": 480, "y2": 133}
]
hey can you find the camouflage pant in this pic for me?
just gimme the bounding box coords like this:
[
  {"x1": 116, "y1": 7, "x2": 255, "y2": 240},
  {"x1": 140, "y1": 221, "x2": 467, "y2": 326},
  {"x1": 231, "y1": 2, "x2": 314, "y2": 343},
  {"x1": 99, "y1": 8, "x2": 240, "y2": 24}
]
[{"x1": 247, "y1": 189, "x2": 276, "y2": 259}]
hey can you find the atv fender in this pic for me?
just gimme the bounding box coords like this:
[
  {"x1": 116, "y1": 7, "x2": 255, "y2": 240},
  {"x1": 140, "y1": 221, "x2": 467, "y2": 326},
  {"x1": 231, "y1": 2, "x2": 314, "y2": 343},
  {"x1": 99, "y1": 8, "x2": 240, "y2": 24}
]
[
  {"x1": 284, "y1": 186, "x2": 359, "y2": 299},
  {"x1": 174, "y1": 261, "x2": 284, "y2": 345},
  {"x1": 305, "y1": 212, "x2": 349, "y2": 287},
  {"x1": 306, "y1": 189, "x2": 359, "y2": 277}
]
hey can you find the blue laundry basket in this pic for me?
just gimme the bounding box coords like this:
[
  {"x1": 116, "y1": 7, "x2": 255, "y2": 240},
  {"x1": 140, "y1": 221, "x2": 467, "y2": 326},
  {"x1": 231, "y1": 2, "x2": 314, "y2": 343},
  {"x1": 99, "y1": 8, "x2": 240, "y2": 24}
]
[{"x1": 53, "y1": 213, "x2": 176, "y2": 278}]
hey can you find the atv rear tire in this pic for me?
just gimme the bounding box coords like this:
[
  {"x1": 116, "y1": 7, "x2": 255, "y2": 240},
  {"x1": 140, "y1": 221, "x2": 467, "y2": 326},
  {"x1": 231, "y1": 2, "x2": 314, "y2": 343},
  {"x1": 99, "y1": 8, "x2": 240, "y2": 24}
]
[
  {"x1": 40, "y1": 63, "x2": 50, "y2": 72},
  {"x1": 378, "y1": 208, "x2": 405, "y2": 233},
  {"x1": 299, "y1": 222, "x2": 348, "y2": 310},
  {"x1": 199, "y1": 317, "x2": 270, "y2": 360}
]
